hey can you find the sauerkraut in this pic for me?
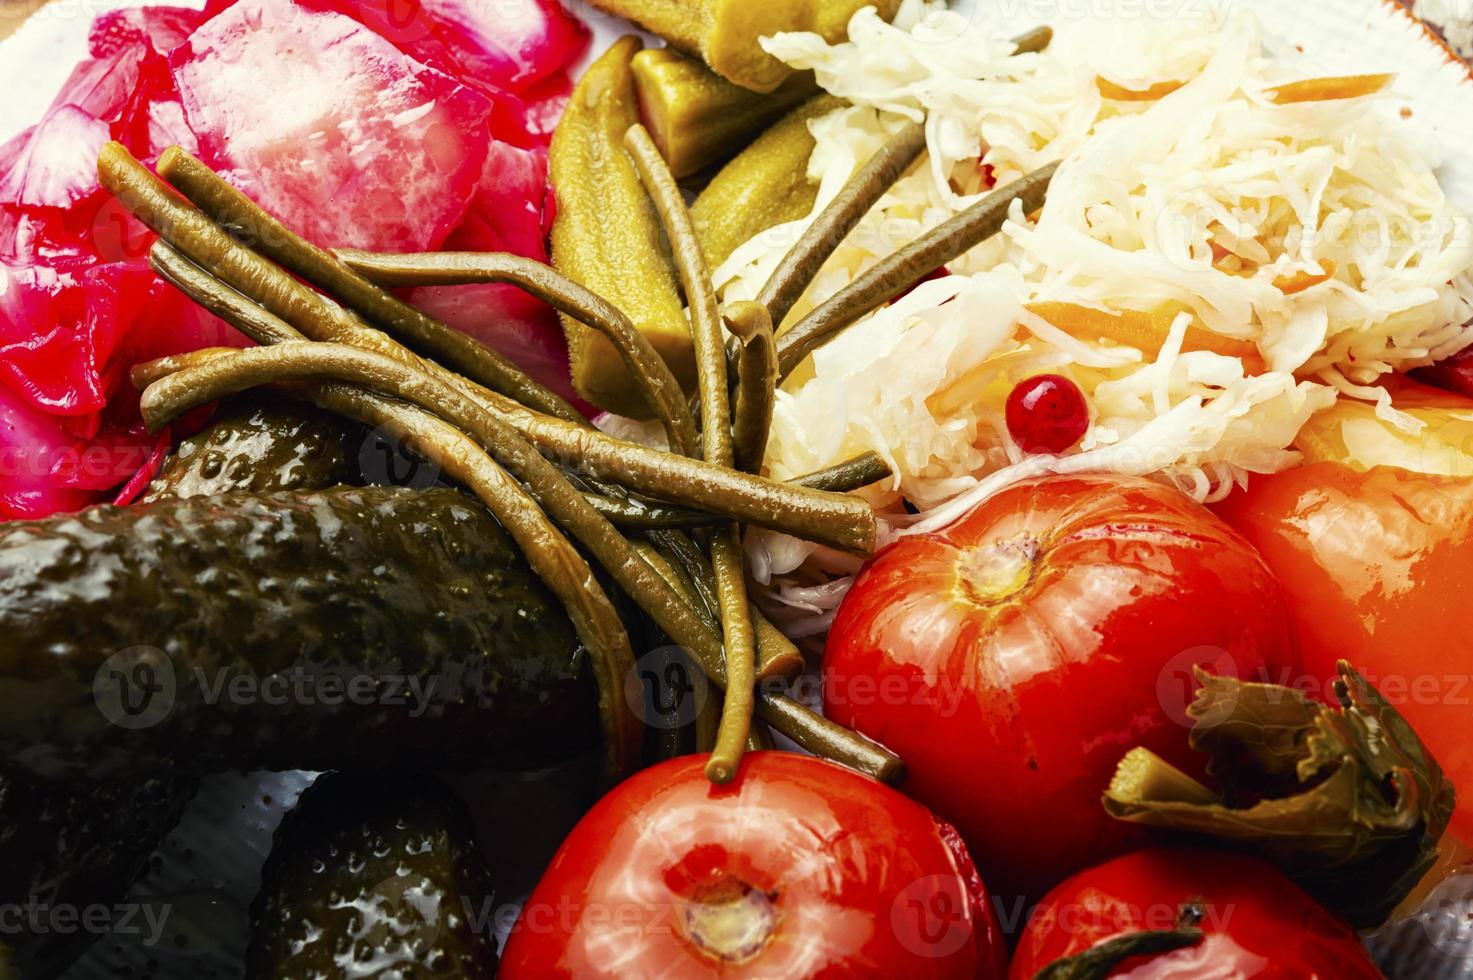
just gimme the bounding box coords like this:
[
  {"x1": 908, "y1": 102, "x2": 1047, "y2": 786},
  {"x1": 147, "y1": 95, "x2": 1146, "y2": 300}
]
[{"x1": 707, "y1": 1, "x2": 1473, "y2": 604}]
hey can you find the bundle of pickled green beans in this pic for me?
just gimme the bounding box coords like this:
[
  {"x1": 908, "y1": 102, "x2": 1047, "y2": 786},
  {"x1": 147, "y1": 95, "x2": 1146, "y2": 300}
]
[
  {"x1": 99, "y1": 140, "x2": 863, "y2": 787},
  {"x1": 91, "y1": 53, "x2": 1057, "y2": 789},
  {"x1": 74, "y1": 15, "x2": 1056, "y2": 796}
]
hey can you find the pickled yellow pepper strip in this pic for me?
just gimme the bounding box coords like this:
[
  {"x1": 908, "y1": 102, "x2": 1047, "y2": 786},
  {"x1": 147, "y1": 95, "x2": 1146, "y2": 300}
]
[
  {"x1": 550, "y1": 37, "x2": 694, "y2": 418},
  {"x1": 632, "y1": 48, "x2": 817, "y2": 177},
  {"x1": 584, "y1": 0, "x2": 903, "y2": 93}
]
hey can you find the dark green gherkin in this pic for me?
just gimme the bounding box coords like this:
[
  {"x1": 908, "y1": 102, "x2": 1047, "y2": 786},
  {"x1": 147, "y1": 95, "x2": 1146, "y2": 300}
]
[
  {"x1": 0, "y1": 773, "x2": 196, "y2": 979},
  {"x1": 142, "y1": 393, "x2": 363, "y2": 501},
  {"x1": 0, "y1": 484, "x2": 596, "y2": 781},
  {"x1": 248, "y1": 773, "x2": 499, "y2": 979},
  {"x1": 1, "y1": 395, "x2": 357, "y2": 978}
]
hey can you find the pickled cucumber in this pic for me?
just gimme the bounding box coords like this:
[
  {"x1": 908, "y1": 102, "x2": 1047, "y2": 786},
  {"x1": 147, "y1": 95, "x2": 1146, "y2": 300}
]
[
  {"x1": 2, "y1": 397, "x2": 361, "y2": 978},
  {"x1": 0, "y1": 486, "x2": 596, "y2": 781},
  {"x1": 246, "y1": 773, "x2": 498, "y2": 978},
  {"x1": 551, "y1": 36, "x2": 694, "y2": 417},
  {"x1": 585, "y1": 0, "x2": 902, "y2": 93},
  {"x1": 0, "y1": 774, "x2": 195, "y2": 979},
  {"x1": 143, "y1": 393, "x2": 362, "y2": 501}
]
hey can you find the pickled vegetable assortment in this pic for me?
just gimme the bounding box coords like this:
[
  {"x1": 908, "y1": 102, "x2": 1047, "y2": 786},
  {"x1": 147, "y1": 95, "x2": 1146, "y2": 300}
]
[{"x1": 1, "y1": 0, "x2": 1471, "y2": 976}]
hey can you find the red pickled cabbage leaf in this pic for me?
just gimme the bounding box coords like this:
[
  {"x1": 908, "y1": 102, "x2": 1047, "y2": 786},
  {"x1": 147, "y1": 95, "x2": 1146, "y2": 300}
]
[
  {"x1": 0, "y1": 0, "x2": 592, "y2": 518},
  {"x1": 0, "y1": 106, "x2": 111, "y2": 209},
  {"x1": 173, "y1": 0, "x2": 495, "y2": 252},
  {"x1": 205, "y1": 0, "x2": 592, "y2": 97},
  {"x1": 407, "y1": 141, "x2": 584, "y2": 409},
  {"x1": 400, "y1": 0, "x2": 590, "y2": 95},
  {"x1": 0, "y1": 261, "x2": 239, "y2": 417},
  {"x1": 88, "y1": 6, "x2": 205, "y2": 59}
]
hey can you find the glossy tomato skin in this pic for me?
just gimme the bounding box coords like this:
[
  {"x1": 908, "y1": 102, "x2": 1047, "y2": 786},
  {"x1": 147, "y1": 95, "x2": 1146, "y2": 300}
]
[
  {"x1": 824, "y1": 475, "x2": 1295, "y2": 904},
  {"x1": 500, "y1": 752, "x2": 1006, "y2": 979},
  {"x1": 1215, "y1": 462, "x2": 1473, "y2": 842},
  {"x1": 1009, "y1": 847, "x2": 1382, "y2": 979}
]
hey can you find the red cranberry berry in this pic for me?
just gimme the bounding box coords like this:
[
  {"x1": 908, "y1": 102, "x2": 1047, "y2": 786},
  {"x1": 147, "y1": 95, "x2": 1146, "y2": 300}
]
[{"x1": 1006, "y1": 374, "x2": 1089, "y2": 454}]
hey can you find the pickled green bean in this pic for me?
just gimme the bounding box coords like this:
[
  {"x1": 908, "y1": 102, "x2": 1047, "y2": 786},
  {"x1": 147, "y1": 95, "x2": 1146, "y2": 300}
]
[
  {"x1": 100, "y1": 143, "x2": 401, "y2": 354},
  {"x1": 627, "y1": 122, "x2": 755, "y2": 784},
  {"x1": 646, "y1": 530, "x2": 803, "y2": 683},
  {"x1": 150, "y1": 244, "x2": 301, "y2": 346},
  {"x1": 791, "y1": 452, "x2": 892, "y2": 492},
  {"x1": 725, "y1": 301, "x2": 777, "y2": 473},
  {"x1": 129, "y1": 347, "x2": 246, "y2": 389},
  {"x1": 333, "y1": 248, "x2": 698, "y2": 456},
  {"x1": 776, "y1": 162, "x2": 1060, "y2": 377},
  {"x1": 585, "y1": 494, "x2": 720, "y2": 530},
  {"x1": 133, "y1": 351, "x2": 642, "y2": 784},
  {"x1": 304, "y1": 387, "x2": 641, "y2": 785},
  {"x1": 753, "y1": 28, "x2": 1050, "y2": 331},
  {"x1": 156, "y1": 147, "x2": 581, "y2": 422},
  {"x1": 137, "y1": 344, "x2": 899, "y2": 781},
  {"x1": 143, "y1": 228, "x2": 876, "y2": 553},
  {"x1": 757, "y1": 123, "x2": 927, "y2": 328}
]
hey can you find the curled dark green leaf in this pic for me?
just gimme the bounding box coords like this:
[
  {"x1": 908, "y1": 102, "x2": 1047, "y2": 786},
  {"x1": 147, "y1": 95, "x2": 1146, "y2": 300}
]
[{"x1": 1103, "y1": 661, "x2": 1456, "y2": 928}]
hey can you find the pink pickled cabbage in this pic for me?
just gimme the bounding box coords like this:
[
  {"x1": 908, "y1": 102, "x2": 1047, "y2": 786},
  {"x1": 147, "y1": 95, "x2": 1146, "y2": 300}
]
[
  {"x1": 403, "y1": 0, "x2": 589, "y2": 95},
  {"x1": 173, "y1": 0, "x2": 495, "y2": 253},
  {"x1": 410, "y1": 141, "x2": 585, "y2": 408},
  {"x1": 88, "y1": 6, "x2": 204, "y2": 58},
  {"x1": 0, "y1": 4, "x2": 224, "y2": 518},
  {"x1": 0, "y1": 0, "x2": 592, "y2": 520},
  {"x1": 0, "y1": 107, "x2": 109, "y2": 209},
  {"x1": 0, "y1": 385, "x2": 99, "y2": 519},
  {"x1": 0, "y1": 261, "x2": 238, "y2": 415},
  {"x1": 200, "y1": 0, "x2": 590, "y2": 98}
]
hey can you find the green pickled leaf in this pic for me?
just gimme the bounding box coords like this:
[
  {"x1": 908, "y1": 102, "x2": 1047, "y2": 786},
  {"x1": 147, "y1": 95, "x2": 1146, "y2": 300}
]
[{"x1": 1103, "y1": 661, "x2": 1456, "y2": 928}]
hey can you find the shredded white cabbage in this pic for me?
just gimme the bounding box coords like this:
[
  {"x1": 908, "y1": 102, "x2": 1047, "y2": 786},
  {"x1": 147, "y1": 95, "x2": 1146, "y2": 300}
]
[{"x1": 635, "y1": 4, "x2": 1473, "y2": 611}]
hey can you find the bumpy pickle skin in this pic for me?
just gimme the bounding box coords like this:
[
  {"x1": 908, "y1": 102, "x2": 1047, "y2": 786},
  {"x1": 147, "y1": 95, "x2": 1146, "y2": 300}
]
[
  {"x1": 0, "y1": 775, "x2": 196, "y2": 979},
  {"x1": 246, "y1": 773, "x2": 498, "y2": 979},
  {"x1": 0, "y1": 396, "x2": 363, "y2": 979},
  {"x1": 691, "y1": 95, "x2": 843, "y2": 269},
  {"x1": 585, "y1": 0, "x2": 902, "y2": 93},
  {"x1": 142, "y1": 393, "x2": 362, "y2": 501},
  {"x1": 632, "y1": 48, "x2": 817, "y2": 177},
  {"x1": 0, "y1": 486, "x2": 597, "y2": 781},
  {"x1": 550, "y1": 36, "x2": 694, "y2": 417}
]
